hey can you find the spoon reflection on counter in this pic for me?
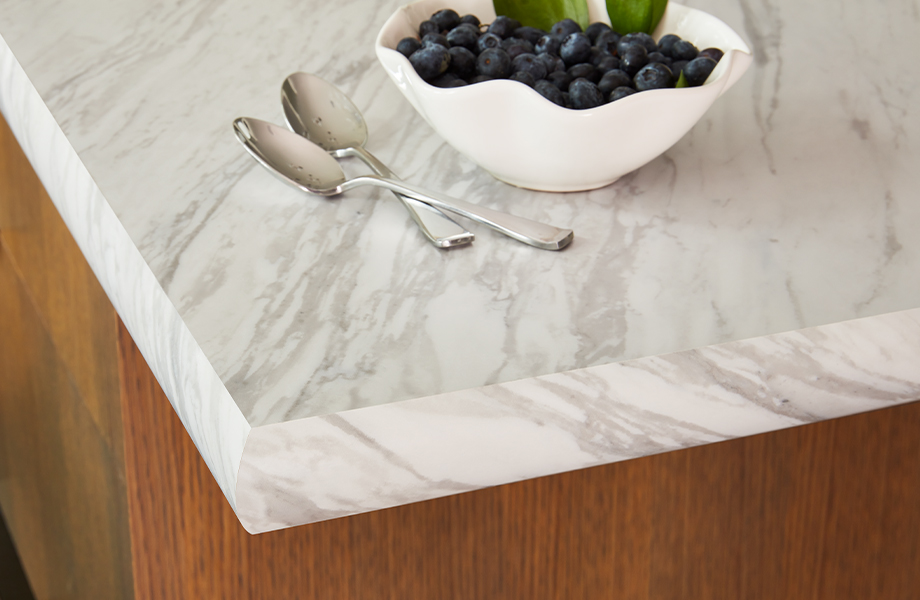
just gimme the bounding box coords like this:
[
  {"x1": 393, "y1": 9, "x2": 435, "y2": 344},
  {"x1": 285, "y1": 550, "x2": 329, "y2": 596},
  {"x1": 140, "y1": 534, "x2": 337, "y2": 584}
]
[
  {"x1": 233, "y1": 117, "x2": 574, "y2": 250},
  {"x1": 281, "y1": 72, "x2": 474, "y2": 249}
]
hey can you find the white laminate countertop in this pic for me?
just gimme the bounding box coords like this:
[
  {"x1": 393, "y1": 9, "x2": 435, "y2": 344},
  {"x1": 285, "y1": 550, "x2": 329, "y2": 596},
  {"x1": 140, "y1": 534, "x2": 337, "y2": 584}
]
[{"x1": 1, "y1": 0, "x2": 919, "y2": 533}]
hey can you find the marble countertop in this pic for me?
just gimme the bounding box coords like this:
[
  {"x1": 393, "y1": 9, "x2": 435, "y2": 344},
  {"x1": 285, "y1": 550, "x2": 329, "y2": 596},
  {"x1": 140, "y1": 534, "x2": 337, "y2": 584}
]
[{"x1": 1, "y1": 0, "x2": 919, "y2": 533}]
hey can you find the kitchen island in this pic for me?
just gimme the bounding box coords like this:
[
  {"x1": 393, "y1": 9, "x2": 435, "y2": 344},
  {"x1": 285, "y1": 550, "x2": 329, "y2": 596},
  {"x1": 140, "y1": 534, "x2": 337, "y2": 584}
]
[{"x1": 1, "y1": 0, "x2": 919, "y2": 597}]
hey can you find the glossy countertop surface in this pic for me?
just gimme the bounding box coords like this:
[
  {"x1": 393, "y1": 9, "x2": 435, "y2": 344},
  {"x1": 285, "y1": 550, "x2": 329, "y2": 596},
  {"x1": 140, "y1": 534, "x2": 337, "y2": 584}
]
[{"x1": 1, "y1": 0, "x2": 918, "y2": 532}]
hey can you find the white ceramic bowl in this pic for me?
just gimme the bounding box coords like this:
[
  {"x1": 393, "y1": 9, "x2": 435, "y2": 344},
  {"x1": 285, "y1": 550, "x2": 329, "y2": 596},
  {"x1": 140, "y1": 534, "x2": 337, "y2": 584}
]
[{"x1": 375, "y1": 0, "x2": 752, "y2": 191}]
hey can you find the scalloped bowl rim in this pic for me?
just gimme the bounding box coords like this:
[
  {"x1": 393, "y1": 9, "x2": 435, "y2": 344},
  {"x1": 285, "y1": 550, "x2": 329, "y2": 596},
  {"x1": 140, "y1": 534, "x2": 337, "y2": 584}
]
[{"x1": 375, "y1": 0, "x2": 752, "y2": 191}]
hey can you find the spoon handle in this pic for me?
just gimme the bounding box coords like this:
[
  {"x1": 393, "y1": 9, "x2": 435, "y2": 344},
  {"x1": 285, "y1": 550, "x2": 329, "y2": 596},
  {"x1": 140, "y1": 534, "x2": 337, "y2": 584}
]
[
  {"x1": 345, "y1": 176, "x2": 574, "y2": 251},
  {"x1": 341, "y1": 147, "x2": 474, "y2": 248},
  {"x1": 344, "y1": 146, "x2": 399, "y2": 179}
]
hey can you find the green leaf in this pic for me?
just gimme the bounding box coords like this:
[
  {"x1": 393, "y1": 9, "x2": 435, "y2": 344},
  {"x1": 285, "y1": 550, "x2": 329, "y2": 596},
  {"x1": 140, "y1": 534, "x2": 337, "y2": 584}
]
[
  {"x1": 675, "y1": 71, "x2": 689, "y2": 88},
  {"x1": 648, "y1": 0, "x2": 667, "y2": 34},
  {"x1": 605, "y1": 0, "x2": 668, "y2": 35},
  {"x1": 493, "y1": 0, "x2": 590, "y2": 32}
]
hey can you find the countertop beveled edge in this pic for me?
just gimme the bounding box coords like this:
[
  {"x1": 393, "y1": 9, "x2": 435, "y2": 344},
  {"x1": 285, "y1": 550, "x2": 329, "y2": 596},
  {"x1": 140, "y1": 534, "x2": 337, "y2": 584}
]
[
  {"x1": 235, "y1": 308, "x2": 920, "y2": 533},
  {"x1": 0, "y1": 34, "x2": 251, "y2": 512}
]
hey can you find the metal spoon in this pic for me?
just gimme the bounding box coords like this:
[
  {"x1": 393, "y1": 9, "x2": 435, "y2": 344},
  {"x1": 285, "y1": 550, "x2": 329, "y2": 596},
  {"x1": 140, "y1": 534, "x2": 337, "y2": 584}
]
[
  {"x1": 233, "y1": 117, "x2": 574, "y2": 250},
  {"x1": 281, "y1": 72, "x2": 473, "y2": 249}
]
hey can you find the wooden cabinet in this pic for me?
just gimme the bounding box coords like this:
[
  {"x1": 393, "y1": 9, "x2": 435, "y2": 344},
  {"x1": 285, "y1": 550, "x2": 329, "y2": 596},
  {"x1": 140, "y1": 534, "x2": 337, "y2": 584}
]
[{"x1": 2, "y1": 113, "x2": 919, "y2": 599}]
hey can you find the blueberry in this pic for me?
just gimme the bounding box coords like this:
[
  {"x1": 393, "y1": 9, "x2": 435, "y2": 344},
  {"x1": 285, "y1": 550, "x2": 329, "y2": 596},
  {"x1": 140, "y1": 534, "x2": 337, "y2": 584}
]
[
  {"x1": 410, "y1": 45, "x2": 450, "y2": 80},
  {"x1": 568, "y1": 62, "x2": 600, "y2": 83},
  {"x1": 670, "y1": 60, "x2": 688, "y2": 78},
  {"x1": 459, "y1": 14, "x2": 481, "y2": 27},
  {"x1": 430, "y1": 72, "x2": 459, "y2": 87},
  {"x1": 671, "y1": 40, "x2": 698, "y2": 61},
  {"x1": 550, "y1": 55, "x2": 566, "y2": 73},
  {"x1": 551, "y1": 18, "x2": 582, "y2": 37},
  {"x1": 568, "y1": 78, "x2": 604, "y2": 109},
  {"x1": 422, "y1": 33, "x2": 449, "y2": 48},
  {"x1": 618, "y1": 32, "x2": 658, "y2": 54},
  {"x1": 585, "y1": 22, "x2": 612, "y2": 43},
  {"x1": 698, "y1": 47, "x2": 724, "y2": 63},
  {"x1": 595, "y1": 55, "x2": 620, "y2": 74},
  {"x1": 419, "y1": 20, "x2": 439, "y2": 37},
  {"x1": 431, "y1": 9, "x2": 461, "y2": 32},
  {"x1": 396, "y1": 37, "x2": 421, "y2": 58},
  {"x1": 682, "y1": 56, "x2": 717, "y2": 86},
  {"x1": 616, "y1": 35, "x2": 639, "y2": 56},
  {"x1": 647, "y1": 52, "x2": 672, "y2": 66},
  {"x1": 657, "y1": 34, "x2": 681, "y2": 57},
  {"x1": 476, "y1": 47, "x2": 512, "y2": 78},
  {"x1": 502, "y1": 37, "x2": 534, "y2": 60},
  {"x1": 448, "y1": 46, "x2": 477, "y2": 78},
  {"x1": 514, "y1": 26, "x2": 547, "y2": 45},
  {"x1": 562, "y1": 92, "x2": 573, "y2": 108},
  {"x1": 477, "y1": 32, "x2": 502, "y2": 53},
  {"x1": 469, "y1": 74, "x2": 495, "y2": 84},
  {"x1": 560, "y1": 33, "x2": 592, "y2": 66},
  {"x1": 444, "y1": 78, "x2": 468, "y2": 87},
  {"x1": 535, "y1": 80, "x2": 566, "y2": 106},
  {"x1": 634, "y1": 63, "x2": 674, "y2": 91},
  {"x1": 594, "y1": 30, "x2": 621, "y2": 55},
  {"x1": 447, "y1": 24, "x2": 480, "y2": 52},
  {"x1": 609, "y1": 86, "x2": 637, "y2": 102},
  {"x1": 488, "y1": 16, "x2": 521, "y2": 39},
  {"x1": 537, "y1": 53, "x2": 559, "y2": 74},
  {"x1": 597, "y1": 69, "x2": 632, "y2": 95},
  {"x1": 546, "y1": 70, "x2": 573, "y2": 91},
  {"x1": 634, "y1": 32, "x2": 659, "y2": 52},
  {"x1": 619, "y1": 44, "x2": 648, "y2": 76},
  {"x1": 512, "y1": 53, "x2": 548, "y2": 80},
  {"x1": 507, "y1": 43, "x2": 532, "y2": 60},
  {"x1": 535, "y1": 35, "x2": 562, "y2": 56},
  {"x1": 510, "y1": 70, "x2": 537, "y2": 87},
  {"x1": 588, "y1": 47, "x2": 602, "y2": 64},
  {"x1": 590, "y1": 49, "x2": 611, "y2": 66},
  {"x1": 501, "y1": 37, "x2": 531, "y2": 51}
]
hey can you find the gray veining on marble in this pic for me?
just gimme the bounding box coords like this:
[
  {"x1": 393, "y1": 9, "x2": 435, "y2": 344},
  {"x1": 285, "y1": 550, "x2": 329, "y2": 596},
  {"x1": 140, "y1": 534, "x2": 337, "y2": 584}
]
[{"x1": 2, "y1": 0, "x2": 919, "y2": 532}]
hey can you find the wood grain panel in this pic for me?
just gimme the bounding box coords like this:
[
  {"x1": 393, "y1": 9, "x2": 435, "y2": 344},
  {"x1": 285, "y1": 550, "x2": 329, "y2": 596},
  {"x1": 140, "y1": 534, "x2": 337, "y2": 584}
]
[
  {"x1": 118, "y1": 315, "x2": 920, "y2": 599},
  {"x1": 0, "y1": 248, "x2": 134, "y2": 600},
  {"x1": 0, "y1": 113, "x2": 124, "y2": 468}
]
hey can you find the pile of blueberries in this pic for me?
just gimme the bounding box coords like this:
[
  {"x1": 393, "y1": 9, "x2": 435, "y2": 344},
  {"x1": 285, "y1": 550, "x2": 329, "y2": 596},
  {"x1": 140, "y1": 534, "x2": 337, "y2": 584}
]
[{"x1": 396, "y1": 9, "x2": 725, "y2": 109}]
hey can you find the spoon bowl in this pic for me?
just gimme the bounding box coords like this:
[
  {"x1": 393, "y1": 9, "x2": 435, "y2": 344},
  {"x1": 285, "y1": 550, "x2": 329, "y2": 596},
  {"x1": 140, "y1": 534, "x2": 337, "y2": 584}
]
[
  {"x1": 282, "y1": 72, "x2": 474, "y2": 247},
  {"x1": 234, "y1": 117, "x2": 346, "y2": 195},
  {"x1": 282, "y1": 74, "x2": 367, "y2": 153}
]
